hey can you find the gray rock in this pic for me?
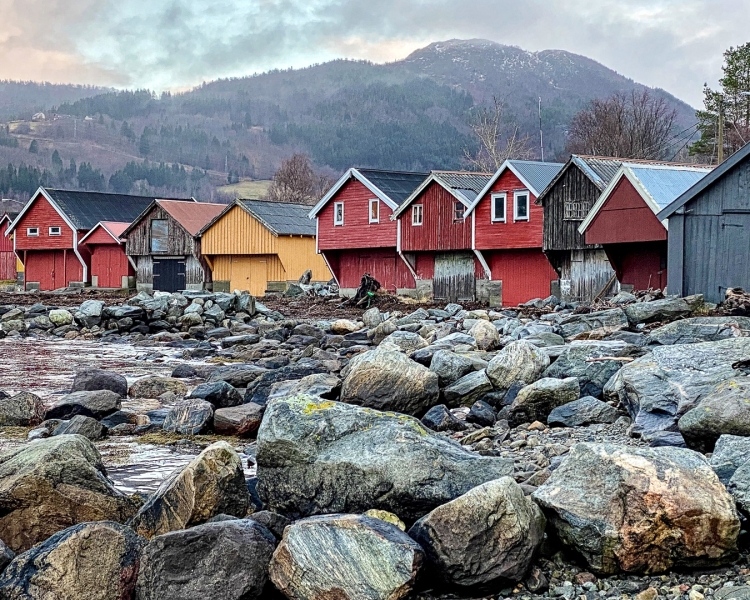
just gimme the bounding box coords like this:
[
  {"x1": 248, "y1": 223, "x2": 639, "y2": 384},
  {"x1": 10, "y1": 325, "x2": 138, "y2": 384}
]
[
  {"x1": 245, "y1": 362, "x2": 329, "y2": 405},
  {"x1": 48, "y1": 309, "x2": 74, "y2": 326},
  {"x1": 71, "y1": 368, "x2": 128, "y2": 397},
  {"x1": 710, "y1": 435, "x2": 750, "y2": 484},
  {"x1": 466, "y1": 400, "x2": 496, "y2": 427},
  {"x1": 408, "y1": 477, "x2": 545, "y2": 587},
  {"x1": 0, "y1": 538, "x2": 13, "y2": 572},
  {"x1": 526, "y1": 332, "x2": 565, "y2": 347},
  {"x1": 443, "y1": 369, "x2": 493, "y2": 408},
  {"x1": 509, "y1": 377, "x2": 580, "y2": 426},
  {"x1": 129, "y1": 376, "x2": 188, "y2": 399},
  {"x1": 421, "y1": 405, "x2": 466, "y2": 432},
  {"x1": 209, "y1": 364, "x2": 267, "y2": 388},
  {"x1": 431, "y1": 332, "x2": 477, "y2": 350},
  {"x1": 624, "y1": 297, "x2": 692, "y2": 326},
  {"x1": 53, "y1": 415, "x2": 107, "y2": 440},
  {"x1": 162, "y1": 399, "x2": 214, "y2": 435},
  {"x1": 267, "y1": 373, "x2": 341, "y2": 402},
  {"x1": 486, "y1": 340, "x2": 550, "y2": 394},
  {"x1": 213, "y1": 403, "x2": 264, "y2": 437},
  {"x1": 469, "y1": 319, "x2": 500, "y2": 351},
  {"x1": 45, "y1": 389, "x2": 121, "y2": 420},
  {"x1": 362, "y1": 307, "x2": 383, "y2": 329},
  {"x1": 0, "y1": 392, "x2": 45, "y2": 426},
  {"x1": 647, "y1": 317, "x2": 750, "y2": 345},
  {"x1": 136, "y1": 519, "x2": 276, "y2": 600},
  {"x1": 129, "y1": 442, "x2": 250, "y2": 539},
  {"x1": 341, "y1": 348, "x2": 439, "y2": 415},
  {"x1": 679, "y1": 379, "x2": 750, "y2": 451},
  {"x1": 397, "y1": 308, "x2": 429, "y2": 326},
  {"x1": 429, "y1": 350, "x2": 475, "y2": 387},
  {"x1": 605, "y1": 338, "x2": 750, "y2": 439},
  {"x1": 728, "y1": 460, "x2": 750, "y2": 516},
  {"x1": 547, "y1": 396, "x2": 619, "y2": 427},
  {"x1": 248, "y1": 510, "x2": 291, "y2": 540},
  {"x1": 188, "y1": 381, "x2": 243, "y2": 408},
  {"x1": 558, "y1": 309, "x2": 628, "y2": 340},
  {"x1": 256, "y1": 396, "x2": 514, "y2": 521},
  {"x1": 269, "y1": 514, "x2": 423, "y2": 600},
  {"x1": 171, "y1": 364, "x2": 198, "y2": 379},
  {"x1": 533, "y1": 443, "x2": 740, "y2": 575},
  {"x1": 380, "y1": 330, "x2": 428, "y2": 354},
  {"x1": 0, "y1": 521, "x2": 145, "y2": 600}
]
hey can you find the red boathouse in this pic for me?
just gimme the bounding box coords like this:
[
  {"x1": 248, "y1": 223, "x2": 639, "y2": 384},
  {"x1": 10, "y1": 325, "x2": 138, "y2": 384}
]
[
  {"x1": 579, "y1": 164, "x2": 712, "y2": 292},
  {"x1": 310, "y1": 168, "x2": 428, "y2": 295},
  {"x1": 0, "y1": 213, "x2": 17, "y2": 281},
  {"x1": 79, "y1": 222, "x2": 134, "y2": 289},
  {"x1": 466, "y1": 160, "x2": 562, "y2": 306}
]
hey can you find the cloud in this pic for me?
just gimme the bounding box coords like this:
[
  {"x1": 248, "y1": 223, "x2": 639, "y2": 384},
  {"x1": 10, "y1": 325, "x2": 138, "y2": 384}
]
[{"x1": 0, "y1": 0, "x2": 748, "y2": 106}]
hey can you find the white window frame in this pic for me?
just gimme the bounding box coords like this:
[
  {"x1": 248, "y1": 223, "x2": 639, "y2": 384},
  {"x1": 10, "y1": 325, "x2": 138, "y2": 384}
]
[
  {"x1": 412, "y1": 204, "x2": 423, "y2": 226},
  {"x1": 369, "y1": 199, "x2": 379, "y2": 224},
  {"x1": 27, "y1": 227, "x2": 39, "y2": 237},
  {"x1": 513, "y1": 190, "x2": 530, "y2": 222},
  {"x1": 334, "y1": 202, "x2": 344, "y2": 226},
  {"x1": 49, "y1": 226, "x2": 62, "y2": 236},
  {"x1": 454, "y1": 201, "x2": 465, "y2": 222},
  {"x1": 491, "y1": 193, "x2": 507, "y2": 223}
]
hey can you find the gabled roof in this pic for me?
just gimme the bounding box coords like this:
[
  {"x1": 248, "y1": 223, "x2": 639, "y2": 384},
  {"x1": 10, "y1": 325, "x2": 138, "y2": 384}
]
[
  {"x1": 579, "y1": 163, "x2": 714, "y2": 234},
  {"x1": 120, "y1": 199, "x2": 224, "y2": 239},
  {"x1": 309, "y1": 168, "x2": 428, "y2": 218},
  {"x1": 199, "y1": 199, "x2": 318, "y2": 237},
  {"x1": 79, "y1": 221, "x2": 130, "y2": 245},
  {"x1": 657, "y1": 142, "x2": 750, "y2": 220},
  {"x1": 7, "y1": 188, "x2": 195, "y2": 234},
  {"x1": 465, "y1": 160, "x2": 564, "y2": 217},
  {"x1": 392, "y1": 170, "x2": 493, "y2": 217}
]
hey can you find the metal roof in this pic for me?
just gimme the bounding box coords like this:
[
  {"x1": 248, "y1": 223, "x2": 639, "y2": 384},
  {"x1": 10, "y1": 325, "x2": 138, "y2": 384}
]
[
  {"x1": 507, "y1": 160, "x2": 565, "y2": 195},
  {"x1": 158, "y1": 200, "x2": 227, "y2": 237},
  {"x1": 238, "y1": 199, "x2": 317, "y2": 236},
  {"x1": 356, "y1": 169, "x2": 429, "y2": 207},
  {"x1": 78, "y1": 221, "x2": 130, "y2": 245},
  {"x1": 571, "y1": 156, "x2": 625, "y2": 190},
  {"x1": 628, "y1": 165, "x2": 713, "y2": 210}
]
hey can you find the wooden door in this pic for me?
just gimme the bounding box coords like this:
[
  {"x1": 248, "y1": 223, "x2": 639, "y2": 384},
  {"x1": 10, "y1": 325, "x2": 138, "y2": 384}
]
[
  {"x1": 565, "y1": 249, "x2": 615, "y2": 301},
  {"x1": 0, "y1": 252, "x2": 15, "y2": 281},
  {"x1": 230, "y1": 256, "x2": 268, "y2": 296},
  {"x1": 433, "y1": 252, "x2": 475, "y2": 302},
  {"x1": 720, "y1": 214, "x2": 750, "y2": 296},
  {"x1": 153, "y1": 258, "x2": 186, "y2": 292}
]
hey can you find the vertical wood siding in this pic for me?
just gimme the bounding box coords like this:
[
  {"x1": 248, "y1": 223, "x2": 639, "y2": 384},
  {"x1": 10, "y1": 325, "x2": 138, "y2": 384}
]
[
  {"x1": 559, "y1": 249, "x2": 616, "y2": 301},
  {"x1": 317, "y1": 179, "x2": 398, "y2": 250},
  {"x1": 90, "y1": 245, "x2": 132, "y2": 288},
  {"x1": 0, "y1": 219, "x2": 15, "y2": 280},
  {"x1": 136, "y1": 256, "x2": 153, "y2": 286},
  {"x1": 326, "y1": 248, "x2": 414, "y2": 290},
  {"x1": 14, "y1": 195, "x2": 75, "y2": 251},
  {"x1": 125, "y1": 205, "x2": 196, "y2": 257},
  {"x1": 474, "y1": 170, "x2": 545, "y2": 250},
  {"x1": 0, "y1": 219, "x2": 13, "y2": 252},
  {"x1": 541, "y1": 166, "x2": 601, "y2": 252},
  {"x1": 25, "y1": 250, "x2": 83, "y2": 290},
  {"x1": 400, "y1": 183, "x2": 473, "y2": 251},
  {"x1": 82, "y1": 227, "x2": 118, "y2": 246},
  {"x1": 605, "y1": 242, "x2": 667, "y2": 291},
  {"x1": 487, "y1": 249, "x2": 557, "y2": 306}
]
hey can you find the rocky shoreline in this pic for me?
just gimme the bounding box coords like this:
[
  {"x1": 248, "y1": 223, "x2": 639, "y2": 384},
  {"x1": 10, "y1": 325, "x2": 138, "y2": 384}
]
[{"x1": 3, "y1": 290, "x2": 750, "y2": 598}]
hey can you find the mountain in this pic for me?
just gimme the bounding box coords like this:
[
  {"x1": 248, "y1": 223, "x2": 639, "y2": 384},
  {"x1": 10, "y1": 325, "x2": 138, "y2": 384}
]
[
  {"x1": 0, "y1": 81, "x2": 111, "y2": 121},
  {"x1": 0, "y1": 39, "x2": 696, "y2": 200}
]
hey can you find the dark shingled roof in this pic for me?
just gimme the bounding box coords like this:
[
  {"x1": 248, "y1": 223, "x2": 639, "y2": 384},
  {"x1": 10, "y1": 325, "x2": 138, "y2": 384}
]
[
  {"x1": 238, "y1": 199, "x2": 317, "y2": 236},
  {"x1": 357, "y1": 169, "x2": 429, "y2": 207},
  {"x1": 44, "y1": 189, "x2": 194, "y2": 230}
]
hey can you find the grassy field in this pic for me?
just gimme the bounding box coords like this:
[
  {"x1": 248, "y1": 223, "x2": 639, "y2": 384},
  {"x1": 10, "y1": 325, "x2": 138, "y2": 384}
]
[{"x1": 216, "y1": 179, "x2": 272, "y2": 199}]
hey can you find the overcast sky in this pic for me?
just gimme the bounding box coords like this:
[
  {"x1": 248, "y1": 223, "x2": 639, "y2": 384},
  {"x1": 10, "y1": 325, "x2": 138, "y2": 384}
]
[{"x1": 1, "y1": 0, "x2": 748, "y2": 107}]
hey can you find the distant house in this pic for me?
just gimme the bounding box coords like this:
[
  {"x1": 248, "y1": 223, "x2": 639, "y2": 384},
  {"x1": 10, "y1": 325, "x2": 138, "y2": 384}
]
[
  {"x1": 78, "y1": 222, "x2": 134, "y2": 289},
  {"x1": 392, "y1": 171, "x2": 492, "y2": 302},
  {"x1": 0, "y1": 213, "x2": 17, "y2": 281},
  {"x1": 465, "y1": 160, "x2": 563, "y2": 306},
  {"x1": 6, "y1": 188, "x2": 182, "y2": 291},
  {"x1": 122, "y1": 200, "x2": 225, "y2": 293},
  {"x1": 310, "y1": 168, "x2": 428, "y2": 294},
  {"x1": 579, "y1": 163, "x2": 712, "y2": 293},
  {"x1": 200, "y1": 199, "x2": 332, "y2": 296},
  {"x1": 658, "y1": 142, "x2": 750, "y2": 303}
]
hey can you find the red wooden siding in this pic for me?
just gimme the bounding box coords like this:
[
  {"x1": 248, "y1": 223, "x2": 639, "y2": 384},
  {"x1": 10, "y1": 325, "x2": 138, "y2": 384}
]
[
  {"x1": 584, "y1": 178, "x2": 667, "y2": 245},
  {"x1": 323, "y1": 248, "x2": 414, "y2": 291},
  {"x1": 90, "y1": 245, "x2": 133, "y2": 288},
  {"x1": 0, "y1": 219, "x2": 15, "y2": 280},
  {"x1": 14, "y1": 195, "x2": 76, "y2": 251},
  {"x1": 0, "y1": 219, "x2": 13, "y2": 252},
  {"x1": 83, "y1": 227, "x2": 119, "y2": 246},
  {"x1": 317, "y1": 180, "x2": 398, "y2": 251},
  {"x1": 24, "y1": 250, "x2": 83, "y2": 290},
  {"x1": 474, "y1": 170, "x2": 544, "y2": 250},
  {"x1": 486, "y1": 249, "x2": 557, "y2": 306},
  {"x1": 605, "y1": 242, "x2": 668, "y2": 291},
  {"x1": 399, "y1": 183, "x2": 473, "y2": 251}
]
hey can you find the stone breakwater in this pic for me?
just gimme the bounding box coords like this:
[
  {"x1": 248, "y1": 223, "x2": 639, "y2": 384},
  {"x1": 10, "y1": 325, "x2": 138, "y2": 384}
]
[{"x1": 2, "y1": 290, "x2": 750, "y2": 598}]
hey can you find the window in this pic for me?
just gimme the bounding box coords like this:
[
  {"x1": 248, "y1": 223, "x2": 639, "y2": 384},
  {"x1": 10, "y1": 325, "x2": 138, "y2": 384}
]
[
  {"x1": 369, "y1": 199, "x2": 379, "y2": 223},
  {"x1": 334, "y1": 202, "x2": 344, "y2": 226},
  {"x1": 454, "y1": 201, "x2": 465, "y2": 222},
  {"x1": 491, "y1": 193, "x2": 506, "y2": 222},
  {"x1": 150, "y1": 219, "x2": 169, "y2": 253},
  {"x1": 26, "y1": 227, "x2": 39, "y2": 237},
  {"x1": 564, "y1": 199, "x2": 590, "y2": 221},
  {"x1": 412, "y1": 204, "x2": 423, "y2": 226},
  {"x1": 514, "y1": 191, "x2": 530, "y2": 221},
  {"x1": 49, "y1": 226, "x2": 61, "y2": 236}
]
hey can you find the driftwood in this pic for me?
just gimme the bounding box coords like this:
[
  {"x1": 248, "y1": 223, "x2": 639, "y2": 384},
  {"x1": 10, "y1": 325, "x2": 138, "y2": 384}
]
[{"x1": 340, "y1": 273, "x2": 382, "y2": 308}]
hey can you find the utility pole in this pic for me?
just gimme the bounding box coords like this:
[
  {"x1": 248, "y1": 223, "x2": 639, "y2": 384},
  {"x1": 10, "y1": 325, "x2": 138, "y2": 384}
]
[
  {"x1": 538, "y1": 97, "x2": 544, "y2": 162},
  {"x1": 718, "y1": 95, "x2": 724, "y2": 164}
]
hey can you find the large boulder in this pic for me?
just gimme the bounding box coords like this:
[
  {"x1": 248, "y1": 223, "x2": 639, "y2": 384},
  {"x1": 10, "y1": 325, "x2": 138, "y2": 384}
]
[
  {"x1": 0, "y1": 392, "x2": 45, "y2": 426},
  {"x1": 208, "y1": 364, "x2": 267, "y2": 388},
  {"x1": 380, "y1": 330, "x2": 428, "y2": 354},
  {"x1": 45, "y1": 389, "x2": 121, "y2": 420},
  {"x1": 647, "y1": 317, "x2": 750, "y2": 346},
  {"x1": 727, "y1": 461, "x2": 750, "y2": 516},
  {"x1": 48, "y1": 309, "x2": 73, "y2": 326},
  {"x1": 709, "y1": 435, "x2": 750, "y2": 484},
  {"x1": 0, "y1": 435, "x2": 138, "y2": 553},
  {"x1": 71, "y1": 368, "x2": 128, "y2": 397},
  {"x1": 408, "y1": 477, "x2": 544, "y2": 587},
  {"x1": 0, "y1": 521, "x2": 145, "y2": 600},
  {"x1": 136, "y1": 519, "x2": 276, "y2": 600},
  {"x1": 443, "y1": 370, "x2": 493, "y2": 407},
  {"x1": 244, "y1": 362, "x2": 328, "y2": 405},
  {"x1": 128, "y1": 376, "x2": 188, "y2": 399},
  {"x1": 679, "y1": 379, "x2": 750, "y2": 451},
  {"x1": 558, "y1": 309, "x2": 628, "y2": 340},
  {"x1": 53, "y1": 415, "x2": 107, "y2": 440},
  {"x1": 129, "y1": 442, "x2": 249, "y2": 538},
  {"x1": 532, "y1": 443, "x2": 740, "y2": 575},
  {"x1": 469, "y1": 319, "x2": 500, "y2": 351},
  {"x1": 547, "y1": 396, "x2": 619, "y2": 427},
  {"x1": 187, "y1": 381, "x2": 242, "y2": 408},
  {"x1": 269, "y1": 514, "x2": 423, "y2": 600},
  {"x1": 162, "y1": 399, "x2": 214, "y2": 435},
  {"x1": 429, "y1": 350, "x2": 475, "y2": 387},
  {"x1": 486, "y1": 340, "x2": 549, "y2": 395},
  {"x1": 213, "y1": 403, "x2": 264, "y2": 437},
  {"x1": 509, "y1": 377, "x2": 580, "y2": 426},
  {"x1": 624, "y1": 297, "x2": 692, "y2": 326},
  {"x1": 256, "y1": 396, "x2": 513, "y2": 521},
  {"x1": 340, "y1": 349, "x2": 439, "y2": 416},
  {"x1": 605, "y1": 338, "x2": 750, "y2": 438},
  {"x1": 421, "y1": 405, "x2": 466, "y2": 432}
]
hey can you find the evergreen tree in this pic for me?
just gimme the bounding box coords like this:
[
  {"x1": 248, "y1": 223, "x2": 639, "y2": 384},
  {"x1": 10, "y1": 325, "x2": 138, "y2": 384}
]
[
  {"x1": 51, "y1": 150, "x2": 63, "y2": 171},
  {"x1": 28, "y1": 140, "x2": 38, "y2": 154}
]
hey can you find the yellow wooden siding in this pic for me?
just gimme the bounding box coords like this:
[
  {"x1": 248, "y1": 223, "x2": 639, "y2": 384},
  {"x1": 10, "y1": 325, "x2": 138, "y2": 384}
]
[
  {"x1": 202, "y1": 205, "x2": 278, "y2": 255},
  {"x1": 16, "y1": 257, "x2": 23, "y2": 273},
  {"x1": 275, "y1": 236, "x2": 331, "y2": 281}
]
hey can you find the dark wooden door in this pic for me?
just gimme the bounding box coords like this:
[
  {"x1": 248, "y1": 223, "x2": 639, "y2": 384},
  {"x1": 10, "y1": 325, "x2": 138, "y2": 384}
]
[
  {"x1": 433, "y1": 252, "x2": 475, "y2": 302},
  {"x1": 720, "y1": 214, "x2": 750, "y2": 296},
  {"x1": 153, "y1": 258, "x2": 186, "y2": 292}
]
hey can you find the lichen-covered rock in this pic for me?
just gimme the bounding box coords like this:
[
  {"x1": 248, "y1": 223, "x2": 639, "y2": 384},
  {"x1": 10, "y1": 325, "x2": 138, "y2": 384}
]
[
  {"x1": 0, "y1": 392, "x2": 45, "y2": 427},
  {"x1": 533, "y1": 443, "x2": 740, "y2": 575},
  {"x1": 0, "y1": 538, "x2": 13, "y2": 572},
  {"x1": 558, "y1": 309, "x2": 628, "y2": 340},
  {"x1": 679, "y1": 379, "x2": 750, "y2": 452},
  {"x1": 710, "y1": 435, "x2": 750, "y2": 484},
  {"x1": 547, "y1": 396, "x2": 619, "y2": 427},
  {"x1": 443, "y1": 370, "x2": 493, "y2": 408},
  {"x1": 380, "y1": 330, "x2": 428, "y2": 354},
  {"x1": 0, "y1": 521, "x2": 145, "y2": 600},
  {"x1": 341, "y1": 349, "x2": 439, "y2": 416},
  {"x1": 0, "y1": 435, "x2": 138, "y2": 553},
  {"x1": 129, "y1": 442, "x2": 249, "y2": 538},
  {"x1": 269, "y1": 514, "x2": 423, "y2": 600},
  {"x1": 48, "y1": 309, "x2": 74, "y2": 326},
  {"x1": 509, "y1": 377, "x2": 580, "y2": 426},
  {"x1": 408, "y1": 477, "x2": 545, "y2": 587},
  {"x1": 256, "y1": 396, "x2": 513, "y2": 521},
  {"x1": 429, "y1": 350, "x2": 475, "y2": 387},
  {"x1": 213, "y1": 403, "x2": 264, "y2": 437},
  {"x1": 486, "y1": 340, "x2": 549, "y2": 395},
  {"x1": 71, "y1": 368, "x2": 128, "y2": 397},
  {"x1": 624, "y1": 297, "x2": 692, "y2": 326},
  {"x1": 469, "y1": 319, "x2": 500, "y2": 351},
  {"x1": 45, "y1": 390, "x2": 121, "y2": 420},
  {"x1": 136, "y1": 520, "x2": 276, "y2": 600},
  {"x1": 647, "y1": 317, "x2": 750, "y2": 346},
  {"x1": 162, "y1": 399, "x2": 214, "y2": 435},
  {"x1": 128, "y1": 376, "x2": 188, "y2": 399}
]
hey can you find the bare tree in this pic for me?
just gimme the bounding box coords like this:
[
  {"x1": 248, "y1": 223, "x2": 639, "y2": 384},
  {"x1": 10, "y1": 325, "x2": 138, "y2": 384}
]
[
  {"x1": 464, "y1": 97, "x2": 534, "y2": 172},
  {"x1": 265, "y1": 153, "x2": 334, "y2": 204},
  {"x1": 566, "y1": 90, "x2": 678, "y2": 160}
]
